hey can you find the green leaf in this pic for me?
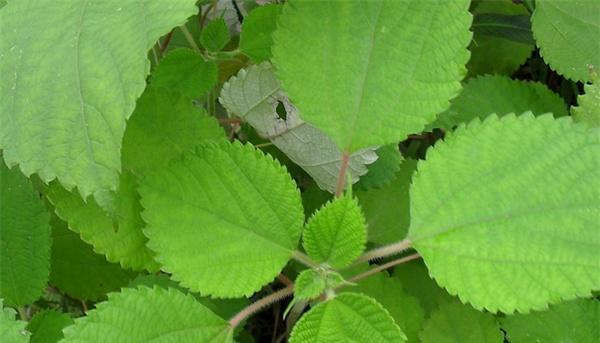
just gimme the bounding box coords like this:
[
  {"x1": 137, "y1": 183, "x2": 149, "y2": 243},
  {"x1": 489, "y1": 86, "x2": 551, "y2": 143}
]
[
  {"x1": 356, "y1": 144, "x2": 403, "y2": 190},
  {"x1": 47, "y1": 172, "x2": 159, "y2": 272},
  {"x1": 502, "y1": 298, "x2": 600, "y2": 343},
  {"x1": 61, "y1": 286, "x2": 233, "y2": 343},
  {"x1": 0, "y1": 0, "x2": 197, "y2": 199},
  {"x1": 303, "y1": 195, "x2": 367, "y2": 269},
  {"x1": 472, "y1": 13, "x2": 533, "y2": 44},
  {"x1": 356, "y1": 159, "x2": 416, "y2": 245},
  {"x1": 290, "y1": 293, "x2": 406, "y2": 343},
  {"x1": 531, "y1": 0, "x2": 600, "y2": 81},
  {"x1": 150, "y1": 48, "x2": 218, "y2": 99},
  {"x1": 343, "y1": 272, "x2": 424, "y2": 343},
  {"x1": 49, "y1": 215, "x2": 135, "y2": 301},
  {"x1": 409, "y1": 113, "x2": 600, "y2": 313},
  {"x1": 200, "y1": 18, "x2": 230, "y2": 52},
  {"x1": 272, "y1": 0, "x2": 472, "y2": 152},
  {"x1": 301, "y1": 182, "x2": 332, "y2": 218},
  {"x1": 294, "y1": 269, "x2": 327, "y2": 301},
  {"x1": 430, "y1": 75, "x2": 568, "y2": 130},
  {"x1": 572, "y1": 78, "x2": 600, "y2": 128},
  {"x1": 419, "y1": 302, "x2": 503, "y2": 343},
  {"x1": 220, "y1": 62, "x2": 377, "y2": 193},
  {"x1": 0, "y1": 163, "x2": 50, "y2": 306},
  {"x1": 121, "y1": 87, "x2": 225, "y2": 176},
  {"x1": 467, "y1": 0, "x2": 534, "y2": 77},
  {"x1": 240, "y1": 4, "x2": 282, "y2": 62},
  {"x1": 27, "y1": 310, "x2": 73, "y2": 343},
  {"x1": 140, "y1": 141, "x2": 304, "y2": 297},
  {"x1": 0, "y1": 300, "x2": 29, "y2": 343}
]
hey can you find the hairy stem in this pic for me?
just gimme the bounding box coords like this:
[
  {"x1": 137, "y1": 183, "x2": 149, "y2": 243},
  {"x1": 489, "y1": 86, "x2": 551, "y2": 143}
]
[
  {"x1": 355, "y1": 239, "x2": 412, "y2": 263},
  {"x1": 179, "y1": 25, "x2": 202, "y2": 56},
  {"x1": 292, "y1": 250, "x2": 320, "y2": 268},
  {"x1": 334, "y1": 152, "x2": 350, "y2": 197},
  {"x1": 17, "y1": 307, "x2": 28, "y2": 321},
  {"x1": 229, "y1": 285, "x2": 294, "y2": 328},
  {"x1": 159, "y1": 29, "x2": 175, "y2": 54},
  {"x1": 349, "y1": 253, "x2": 421, "y2": 283}
]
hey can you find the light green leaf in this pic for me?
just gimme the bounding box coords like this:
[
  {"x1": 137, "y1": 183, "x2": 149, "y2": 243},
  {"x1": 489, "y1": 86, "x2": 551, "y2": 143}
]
[
  {"x1": 27, "y1": 310, "x2": 73, "y2": 343},
  {"x1": 290, "y1": 293, "x2": 406, "y2": 343},
  {"x1": 150, "y1": 48, "x2": 218, "y2": 99},
  {"x1": 294, "y1": 270, "x2": 327, "y2": 302},
  {"x1": 0, "y1": 300, "x2": 29, "y2": 343},
  {"x1": 343, "y1": 272, "x2": 424, "y2": 343},
  {"x1": 357, "y1": 144, "x2": 403, "y2": 190},
  {"x1": 272, "y1": 0, "x2": 472, "y2": 152},
  {"x1": 220, "y1": 63, "x2": 378, "y2": 193},
  {"x1": 50, "y1": 215, "x2": 134, "y2": 301},
  {"x1": 61, "y1": 286, "x2": 233, "y2": 343},
  {"x1": 200, "y1": 18, "x2": 230, "y2": 52},
  {"x1": 502, "y1": 298, "x2": 600, "y2": 343},
  {"x1": 430, "y1": 75, "x2": 568, "y2": 130},
  {"x1": 140, "y1": 141, "x2": 304, "y2": 297},
  {"x1": 240, "y1": 4, "x2": 282, "y2": 62},
  {"x1": 0, "y1": 0, "x2": 197, "y2": 199},
  {"x1": 572, "y1": 78, "x2": 600, "y2": 128},
  {"x1": 419, "y1": 302, "x2": 503, "y2": 343},
  {"x1": 410, "y1": 113, "x2": 600, "y2": 313},
  {"x1": 122, "y1": 87, "x2": 225, "y2": 176},
  {"x1": 303, "y1": 195, "x2": 367, "y2": 269},
  {"x1": 356, "y1": 159, "x2": 416, "y2": 245},
  {"x1": 531, "y1": 0, "x2": 600, "y2": 82},
  {"x1": 47, "y1": 172, "x2": 159, "y2": 272},
  {"x1": 0, "y1": 163, "x2": 50, "y2": 306}
]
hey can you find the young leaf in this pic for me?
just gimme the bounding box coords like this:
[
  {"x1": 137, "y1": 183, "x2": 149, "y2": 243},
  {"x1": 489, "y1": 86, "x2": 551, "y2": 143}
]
[
  {"x1": 220, "y1": 63, "x2": 378, "y2": 193},
  {"x1": 61, "y1": 287, "x2": 233, "y2": 342},
  {"x1": 0, "y1": 163, "x2": 50, "y2": 306},
  {"x1": 343, "y1": 272, "x2": 425, "y2": 343},
  {"x1": 294, "y1": 269, "x2": 327, "y2": 301},
  {"x1": 572, "y1": 79, "x2": 600, "y2": 128},
  {"x1": 531, "y1": 0, "x2": 600, "y2": 82},
  {"x1": 27, "y1": 310, "x2": 73, "y2": 343},
  {"x1": 303, "y1": 195, "x2": 367, "y2": 269},
  {"x1": 410, "y1": 113, "x2": 600, "y2": 313},
  {"x1": 121, "y1": 87, "x2": 225, "y2": 176},
  {"x1": 50, "y1": 216, "x2": 135, "y2": 301},
  {"x1": 150, "y1": 48, "x2": 218, "y2": 99},
  {"x1": 0, "y1": 0, "x2": 197, "y2": 199},
  {"x1": 47, "y1": 172, "x2": 159, "y2": 272},
  {"x1": 430, "y1": 75, "x2": 568, "y2": 130},
  {"x1": 140, "y1": 141, "x2": 304, "y2": 297},
  {"x1": 356, "y1": 144, "x2": 403, "y2": 190},
  {"x1": 502, "y1": 298, "x2": 600, "y2": 343},
  {"x1": 200, "y1": 18, "x2": 230, "y2": 52},
  {"x1": 0, "y1": 300, "x2": 29, "y2": 343},
  {"x1": 419, "y1": 302, "x2": 503, "y2": 343},
  {"x1": 240, "y1": 4, "x2": 282, "y2": 62},
  {"x1": 272, "y1": 0, "x2": 472, "y2": 152},
  {"x1": 289, "y1": 293, "x2": 407, "y2": 343},
  {"x1": 356, "y1": 159, "x2": 416, "y2": 245}
]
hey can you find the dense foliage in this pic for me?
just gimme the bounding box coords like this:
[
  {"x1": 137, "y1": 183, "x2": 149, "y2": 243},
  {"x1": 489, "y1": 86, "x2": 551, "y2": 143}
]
[{"x1": 0, "y1": 0, "x2": 598, "y2": 342}]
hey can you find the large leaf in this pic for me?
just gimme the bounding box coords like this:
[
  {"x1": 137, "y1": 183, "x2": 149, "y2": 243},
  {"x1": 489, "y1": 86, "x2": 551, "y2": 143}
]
[
  {"x1": 140, "y1": 141, "x2": 304, "y2": 297},
  {"x1": 531, "y1": 0, "x2": 600, "y2": 82},
  {"x1": 49, "y1": 215, "x2": 134, "y2": 301},
  {"x1": 240, "y1": 4, "x2": 282, "y2": 63},
  {"x1": 0, "y1": 163, "x2": 50, "y2": 306},
  {"x1": 303, "y1": 195, "x2": 367, "y2": 269},
  {"x1": 419, "y1": 302, "x2": 503, "y2": 343},
  {"x1": 502, "y1": 298, "x2": 600, "y2": 343},
  {"x1": 290, "y1": 293, "x2": 406, "y2": 343},
  {"x1": 572, "y1": 79, "x2": 600, "y2": 128},
  {"x1": 61, "y1": 287, "x2": 233, "y2": 342},
  {"x1": 272, "y1": 0, "x2": 472, "y2": 152},
  {"x1": 0, "y1": 0, "x2": 197, "y2": 199},
  {"x1": 0, "y1": 300, "x2": 29, "y2": 343},
  {"x1": 431, "y1": 75, "x2": 568, "y2": 130},
  {"x1": 27, "y1": 310, "x2": 73, "y2": 343},
  {"x1": 409, "y1": 113, "x2": 600, "y2": 313},
  {"x1": 220, "y1": 62, "x2": 377, "y2": 193}
]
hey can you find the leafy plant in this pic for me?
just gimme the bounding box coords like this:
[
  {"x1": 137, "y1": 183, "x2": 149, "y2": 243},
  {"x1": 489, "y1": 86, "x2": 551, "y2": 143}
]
[{"x1": 0, "y1": 0, "x2": 598, "y2": 342}]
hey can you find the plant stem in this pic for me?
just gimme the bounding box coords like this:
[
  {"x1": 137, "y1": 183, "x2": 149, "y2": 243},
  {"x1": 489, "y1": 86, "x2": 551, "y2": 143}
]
[
  {"x1": 229, "y1": 285, "x2": 294, "y2": 328},
  {"x1": 179, "y1": 25, "x2": 202, "y2": 56},
  {"x1": 17, "y1": 307, "x2": 28, "y2": 320},
  {"x1": 159, "y1": 29, "x2": 174, "y2": 54},
  {"x1": 292, "y1": 250, "x2": 320, "y2": 268},
  {"x1": 348, "y1": 253, "x2": 421, "y2": 283},
  {"x1": 354, "y1": 239, "x2": 412, "y2": 263},
  {"x1": 254, "y1": 142, "x2": 274, "y2": 148},
  {"x1": 334, "y1": 152, "x2": 350, "y2": 197}
]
